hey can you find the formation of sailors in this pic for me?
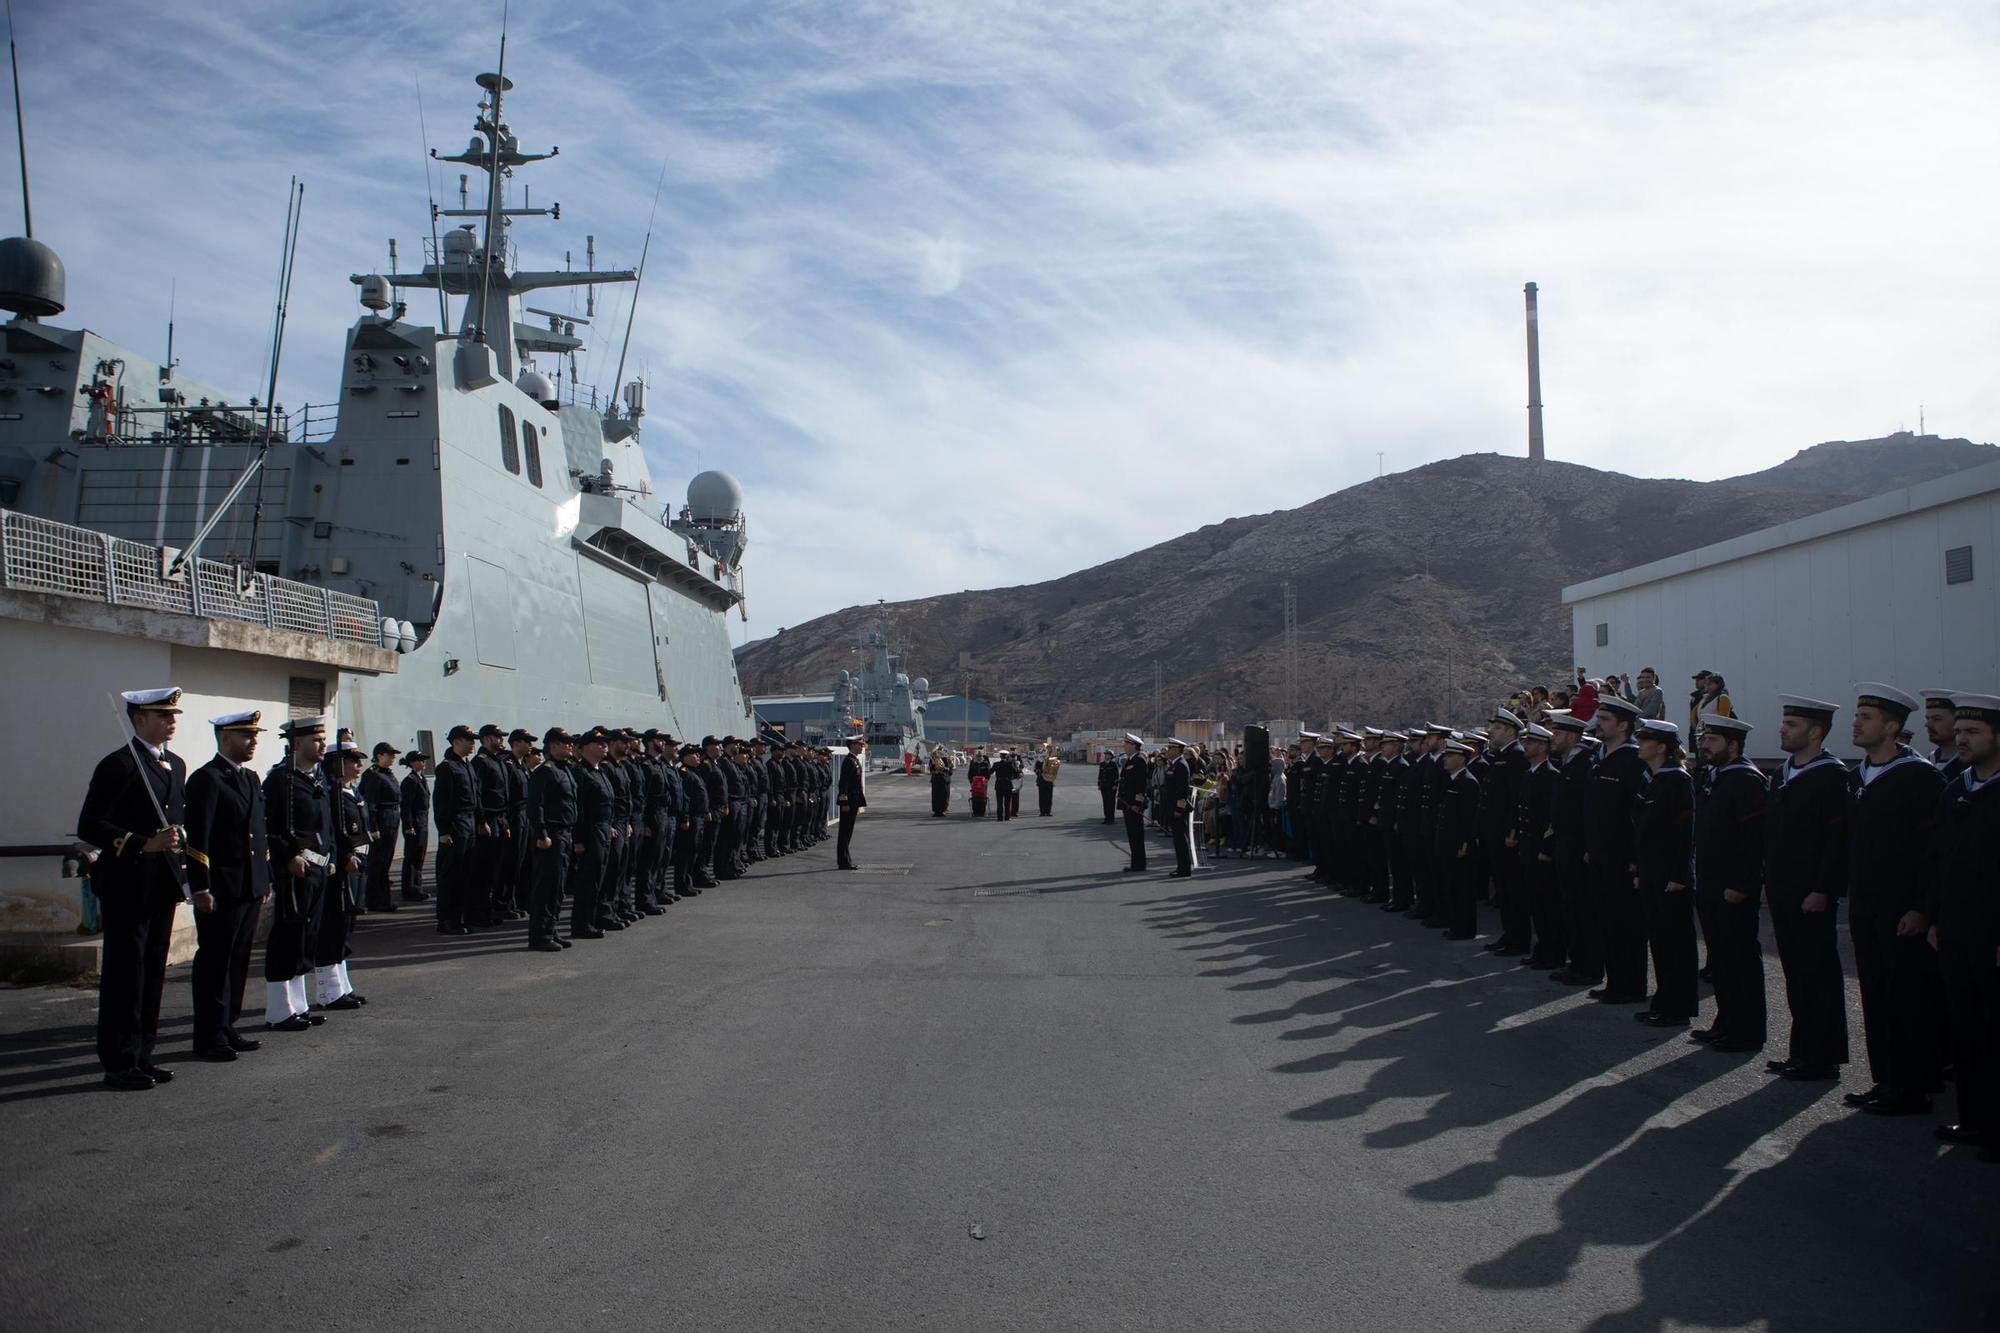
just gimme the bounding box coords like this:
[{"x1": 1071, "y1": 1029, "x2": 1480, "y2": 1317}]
[
  {"x1": 75, "y1": 689, "x2": 841, "y2": 1091},
  {"x1": 1238, "y1": 684, "x2": 1999, "y2": 1162}
]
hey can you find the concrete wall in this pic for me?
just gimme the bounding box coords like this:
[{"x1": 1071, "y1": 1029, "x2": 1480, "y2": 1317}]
[
  {"x1": 0, "y1": 617, "x2": 339, "y2": 940},
  {"x1": 1565, "y1": 481, "x2": 1998, "y2": 763}
]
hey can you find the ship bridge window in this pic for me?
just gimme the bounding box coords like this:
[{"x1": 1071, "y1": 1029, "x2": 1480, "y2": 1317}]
[
  {"x1": 524, "y1": 422, "x2": 543, "y2": 488},
  {"x1": 498, "y1": 405, "x2": 521, "y2": 475}
]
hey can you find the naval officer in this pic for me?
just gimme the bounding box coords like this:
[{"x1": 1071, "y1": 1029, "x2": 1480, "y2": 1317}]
[
  {"x1": 398, "y1": 750, "x2": 432, "y2": 902},
  {"x1": 262, "y1": 715, "x2": 334, "y2": 1031},
  {"x1": 1162, "y1": 739, "x2": 1194, "y2": 878},
  {"x1": 77, "y1": 687, "x2": 190, "y2": 1090},
  {"x1": 836, "y1": 734, "x2": 867, "y2": 870},
  {"x1": 184, "y1": 709, "x2": 271, "y2": 1062},
  {"x1": 1097, "y1": 750, "x2": 1119, "y2": 824},
  {"x1": 1117, "y1": 735, "x2": 1149, "y2": 871}
]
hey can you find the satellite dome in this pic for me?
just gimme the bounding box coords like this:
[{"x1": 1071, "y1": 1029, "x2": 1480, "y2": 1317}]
[
  {"x1": 687, "y1": 470, "x2": 745, "y2": 523},
  {"x1": 912, "y1": 677, "x2": 929, "y2": 694},
  {"x1": 516, "y1": 370, "x2": 557, "y2": 408},
  {"x1": 0, "y1": 236, "x2": 66, "y2": 318}
]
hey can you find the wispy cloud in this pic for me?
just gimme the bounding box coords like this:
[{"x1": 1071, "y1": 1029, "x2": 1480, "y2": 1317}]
[{"x1": 17, "y1": 1, "x2": 2000, "y2": 637}]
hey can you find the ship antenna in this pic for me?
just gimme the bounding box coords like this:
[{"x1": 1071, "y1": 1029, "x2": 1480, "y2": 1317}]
[
  {"x1": 473, "y1": 0, "x2": 509, "y2": 346},
  {"x1": 608, "y1": 161, "x2": 668, "y2": 415},
  {"x1": 414, "y1": 73, "x2": 449, "y2": 327},
  {"x1": 6, "y1": 0, "x2": 31, "y2": 236},
  {"x1": 164, "y1": 278, "x2": 176, "y2": 378}
]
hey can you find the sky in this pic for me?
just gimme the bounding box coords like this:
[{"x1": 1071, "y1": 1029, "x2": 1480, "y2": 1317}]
[{"x1": 16, "y1": 1, "x2": 2000, "y2": 639}]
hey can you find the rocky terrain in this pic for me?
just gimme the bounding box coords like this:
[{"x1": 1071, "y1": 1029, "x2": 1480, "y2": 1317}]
[{"x1": 737, "y1": 435, "x2": 1994, "y2": 737}]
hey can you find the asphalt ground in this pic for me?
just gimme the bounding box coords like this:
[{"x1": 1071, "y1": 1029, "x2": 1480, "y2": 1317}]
[{"x1": 1, "y1": 769, "x2": 1994, "y2": 1331}]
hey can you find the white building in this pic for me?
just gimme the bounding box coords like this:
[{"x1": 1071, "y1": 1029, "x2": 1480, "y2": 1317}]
[{"x1": 1561, "y1": 460, "x2": 1998, "y2": 762}]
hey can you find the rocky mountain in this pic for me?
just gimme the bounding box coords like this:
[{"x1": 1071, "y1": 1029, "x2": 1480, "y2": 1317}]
[
  {"x1": 1720, "y1": 433, "x2": 1993, "y2": 497},
  {"x1": 736, "y1": 436, "x2": 1994, "y2": 738}
]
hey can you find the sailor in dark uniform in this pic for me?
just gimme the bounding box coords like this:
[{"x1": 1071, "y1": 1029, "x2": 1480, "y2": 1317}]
[
  {"x1": 398, "y1": 750, "x2": 432, "y2": 902},
  {"x1": 1371, "y1": 730, "x2": 1408, "y2": 907},
  {"x1": 695, "y1": 737, "x2": 729, "y2": 882},
  {"x1": 1163, "y1": 739, "x2": 1195, "y2": 878},
  {"x1": 1435, "y1": 738, "x2": 1483, "y2": 939},
  {"x1": 1929, "y1": 693, "x2": 2000, "y2": 1157},
  {"x1": 360, "y1": 742, "x2": 403, "y2": 912},
  {"x1": 1764, "y1": 695, "x2": 1854, "y2": 1081},
  {"x1": 1843, "y1": 684, "x2": 1946, "y2": 1114},
  {"x1": 992, "y1": 750, "x2": 1017, "y2": 822},
  {"x1": 836, "y1": 734, "x2": 868, "y2": 870},
  {"x1": 431, "y1": 726, "x2": 478, "y2": 934},
  {"x1": 675, "y1": 744, "x2": 713, "y2": 893},
  {"x1": 1545, "y1": 711, "x2": 1599, "y2": 982},
  {"x1": 1632, "y1": 720, "x2": 1697, "y2": 1027},
  {"x1": 597, "y1": 732, "x2": 633, "y2": 923},
  {"x1": 1585, "y1": 695, "x2": 1648, "y2": 1003},
  {"x1": 1416, "y1": 726, "x2": 1453, "y2": 926},
  {"x1": 262, "y1": 715, "x2": 334, "y2": 1031},
  {"x1": 1116, "y1": 735, "x2": 1150, "y2": 871},
  {"x1": 311, "y1": 740, "x2": 370, "y2": 1012},
  {"x1": 636, "y1": 730, "x2": 674, "y2": 912},
  {"x1": 1402, "y1": 727, "x2": 1442, "y2": 920},
  {"x1": 78, "y1": 687, "x2": 191, "y2": 1089},
  {"x1": 570, "y1": 727, "x2": 616, "y2": 938},
  {"x1": 744, "y1": 736, "x2": 770, "y2": 862},
  {"x1": 1691, "y1": 713, "x2": 1768, "y2": 1051},
  {"x1": 185, "y1": 709, "x2": 271, "y2": 1062},
  {"x1": 1515, "y1": 721, "x2": 1561, "y2": 967},
  {"x1": 526, "y1": 727, "x2": 577, "y2": 951},
  {"x1": 506, "y1": 728, "x2": 536, "y2": 915},
  {"x1": 1097, "y1": 751, "x2": 1119, "y2": 824},
  {"x1": 467, "y1": 724, "x2": 510, "y2": 926},
  {"x1": 1288, "y1": 738, "x2": 1313, "y2": 864},
  {"x1": 1480, "y1": 709, "x2": 1531, "y2": 952},
  {"x1": 1921, "y1": 688, "x2": 1969, "y2": 782}
]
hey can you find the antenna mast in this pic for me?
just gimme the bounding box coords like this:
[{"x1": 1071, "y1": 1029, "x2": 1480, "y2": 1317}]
[
  {"x1": 608, "y1": 164, "x2": 669, "y2": 412},
  {"x1": 6, "y1": 0, "x2": 31, "y2": 236},
  {"x1": 473, "y1": 2, "x2": 509, "y2": 345}
]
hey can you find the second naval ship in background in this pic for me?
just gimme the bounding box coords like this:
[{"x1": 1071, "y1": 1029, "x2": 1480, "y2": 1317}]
[{"x1": 0, "y1": 68, "x2": 756, "y2": 753}]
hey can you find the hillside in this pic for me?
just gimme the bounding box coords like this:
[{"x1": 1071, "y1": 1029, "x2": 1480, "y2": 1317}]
[
  {"x1": 736, "y1": 437, "x2": 1991, "y2": 737},
  {"x1": 1720, "y1": 433, "x2": 1993, "y2": 496}
]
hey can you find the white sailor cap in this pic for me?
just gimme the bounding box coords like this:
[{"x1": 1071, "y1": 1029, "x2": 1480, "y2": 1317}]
[
  {"x1": 1299, "y1": 730, "x2": 1321, "y2": 741},
  {"x1": 843, "y1": 732, "x2": 866, "y2": 743},
  {"x1": 209, "y1": 709, "x2": 264, "y2": 731},
  {"x1": 279, "y1": 714, "x2": 328, "y2": 736},
  {"x1": 1637, "y1": 719, "x2": 1680, "y2": 741},
  {"x1": 1491, "y1": 707, "x2": 1523, "y2": 730},
  {"x1": 1465, "y1": 727, "x2": 1489, "y2": 742},
  {"x1": 1362, "y1": 726, "x2": 1384, "y2": 739},
  {"x1": 1443, "y1": 739, "x2": 1473, "y2": 755},
  {"x1": 1778, "y1": 694, "x2": 1840, "y2": 719},
  {"x1": 1522, "y1": 722, "x2": 1553, "y2": 741},
  {"x1": 1854, "y1": 683, "x2": 1920, "y2": 719},
  {"x1": 331, "y1": 738, "x2": 364, "y2": 756},
  {"x1": 1124, "y1": 732, "x2": 1145, "y2": 745},
  {"x1": 1381, "y1": 730, "x2": 1408, "y2": 742},
  {"x1": 1544, "y1": 710, "x2": 1587, "y2": 733},
  {"x1": 1698, "y1": 711, "x2": 1752, "y2": 737},
  {"x1": 1164, "y1": 737, "x2": 1188, "y2": 748},
  {"x1": 121, "y1": 687, "x2": 183, "y2": 713},
  {"x1": 1594, "y1": 695, "x2": 1640, "y2": 720},
  {"x1": 1952, "y1": 693, "x2": 2000, "y2": 724},
  {"x1": 1920, "y1": 687, "x2": 1959, "y2": 708}
]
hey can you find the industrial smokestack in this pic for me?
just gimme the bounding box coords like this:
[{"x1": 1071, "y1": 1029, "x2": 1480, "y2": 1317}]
[{"x1": 1524, "y1": 281, "x2": 1545, "y2": 461}]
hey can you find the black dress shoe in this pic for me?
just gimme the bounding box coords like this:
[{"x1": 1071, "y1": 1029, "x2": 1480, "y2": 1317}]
[
  {"x1": 555, "y1": 937, "x2": 574, "y2": 948},
  {"x1": 1777, "y1": 1063, "x2": 1838, "y2": 1082},
  {"x1": 139, "y1": 1064, "x2": 175, "y2": 1083},
  {"x1": 1764, "y1": 1059, "x2": 1793, "y2": 1074},
  {"x1": 1169, "y1": 870, "x2": 1193, "y2": 879},
  {"x1": 301, "y1": 1012, "x2": 326, "y2": 1026},
  {"x1": 199, "y1": 1046, "x2": 239, "y2": 1063},
  {"x1": 1841, "y1": 1085, "x2": 1884, "y2": 1108},
  {"x1": 598, "y1": 919, "x2": 626, "y2": 931},
  {"x1": 103, "y1": 1069, "x2": 154, "y2": 1091},
  {"x1": 1935, "y1": 1123, "x2": 1988, "y2": 1146},
  {"x1": 1688, "y1": 1027, "x2": 1719, "y2": 1044},
  {"x1": 325, "y1": 995, "x2": 364, "y2": 1011},
  {"x1": 529, "y1": 940, "x2": 564, "y2": 953},
  {"x1": 1636, "y1": 1012, "x2": 1689, "y2": 1028},
  {"x1": 1123, "y1": 866, "x2": 1146, "y2": 873},
  {"x1": 642, "y1": 905, "x2": 667, "y2": 916},
  {"x1": 1591, "y1": 990, "x2": 1646, "y2": 1004},
  {"x1": 1709, "y1": 1037, "x2": 1763, "y2": 1053},
  {"x1": 1862, "y1": 1093, "x2": 1932, "y2": 1116},
  {"x1": 572, "y1": 927, "x2": 606, "y2": 939},
  {"x1": 838, "y1": 864, "x2": 858, "y2": 871},
  {"x1": 267, "y1": 1015, "x2": 313, "y2": 1032},
  {"x1": 225, "y1": 1033, "x2": 261, "y2": 1053}
]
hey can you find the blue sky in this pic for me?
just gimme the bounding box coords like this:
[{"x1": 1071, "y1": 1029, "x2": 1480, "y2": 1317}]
[{"x1": 17, "y1": 1, "x2": 2000, "y2": 637}]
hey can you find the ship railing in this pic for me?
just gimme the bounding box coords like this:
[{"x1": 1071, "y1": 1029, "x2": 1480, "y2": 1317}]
[{"x1": 0, "y1": 508, "x2": 383, "y2": 647}]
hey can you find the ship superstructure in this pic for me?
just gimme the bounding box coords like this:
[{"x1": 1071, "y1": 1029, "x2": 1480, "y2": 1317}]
[
  {"x1": 832, "y1": 619, "x2": 928, "y2": 759},
  {"x1": 0, "y1": 70, "x2": 754, "y2": 753}
]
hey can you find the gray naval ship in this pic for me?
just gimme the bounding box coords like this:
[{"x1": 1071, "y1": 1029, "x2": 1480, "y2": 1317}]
[
  {"x1": 0, "y1": 69, "x2": 755, "y2": 752},
  {"x1": 831, "y1": 619, "x2": 930, "y2": 761}
]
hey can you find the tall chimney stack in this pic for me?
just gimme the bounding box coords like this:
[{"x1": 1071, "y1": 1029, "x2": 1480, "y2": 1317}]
[{"x1": 1524, "y1": 281, "x2": 1545, "y2": 461}]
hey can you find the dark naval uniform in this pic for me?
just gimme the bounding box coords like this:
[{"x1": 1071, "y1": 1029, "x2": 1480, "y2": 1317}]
[
  {"x1": 1586, "y1": 739, "x2": 1649, "y2": 1000},
  {"x1": 1097, "y1": 756, "x2": 1119, "y2": 823},
  {"x1": 313, "y1": 770, "x2": 371, "y2": 1003},
  {"x1": 1480, "y1": 739, "x2": 1530, "y2": 948},
  {"x1": 836, "y1": 749, "x2": 867, "y2": 869},
  {"x1": 1764, "y1": 751, "x2": 1853, "y2": 1074},
  {"x1": 470, "y1": 743, "x2": 510, "y2": 925},
  {"x1": 431, "y1": 749, "x2": 477, "y2": 932},
  {"x1": 263, "y1": 755, "x2": 334, "y2": 1022},
  {"x1": 1694, "y1": 757, "x2": 1769, "y2": 1048},
  {"x1": 677, "y1": 756, "x2": 715, "y2": 891},
  {"x1": 1517, "y1": 755, "x2": 1561, "y2": 967},
  {"x1": 1436, "y1": 763, "x2": 1483, "y2": 939},
  {"x1": 359, "y1": 763, "x2": 402, "y2": 911},
  {"x1": 1119, "y1": 751, "x2": 1150, "y2": 871},
  {"x1": 1930, "y1": 761, "x2": 2000, "y2": 1147},
  {"x1": 185, "y1": 750, "x2": 270, "y2": 1055},
  {"x1": 571, "y1": 756, "x2": 616, "y2": 937},
  {"x1": 399, "y1": 764, "x2": 431, "y2": 901},
  {"x1": 1163, "y1": 751, "x2": 1194, "y2": 878},
  {"x1": 1633, "y1": 763, "x2": 1698, "y2": 1022},
  {"x1": 1549, "y1": 738, "x2": 1599, "y2": 982},
  {"x1": 526, "y1": 752, "x2": 577, "y2": 948},
  {"x1": 78, "y1": 738, "x2": 189, "y2": 1080},
  {"x1": 1848, "y1": 747, "x2": 1945, "y2": 1104}
]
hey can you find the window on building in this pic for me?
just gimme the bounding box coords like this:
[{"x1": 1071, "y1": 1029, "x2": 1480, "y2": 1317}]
[
  {"x1": 287, "y1": 676, "x2": 327, "y2": 718},
  {"x1": 498, "y1": 405, "x2": 520, "y2": 474},
  {"x1": 1945, "y1": 545, "x2": 1974, "y2": 585},
  {"x1": 1594, "y1": 622, "x2": 1609, "y2": 647},
  {"x1": 416, "y1": 729, "x2": 435, "y2": 759},
  {"x1": 523, "y1": 422, "x2": 543, "y2": 487}
]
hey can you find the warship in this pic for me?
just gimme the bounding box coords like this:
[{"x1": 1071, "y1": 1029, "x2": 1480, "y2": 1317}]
[
  {"x1": 0, "y1": 67, "x2": 756, "y2": 753},
  {"x1": 832, "y1": 619, "x2": 930, "y2": 761}
]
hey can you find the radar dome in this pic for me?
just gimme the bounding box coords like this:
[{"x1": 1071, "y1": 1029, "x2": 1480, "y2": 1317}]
[
  {"x1": 912, "y1": 677, "x2": 929, "y2": 693},
  {"x1": 0, "y1": 236, "x2": 65, "y2": 318},
  {"x1": 687, "y1": 470, "x2": 744, "y2": 523},
  {"x1": 516, "y1": 370, "x2": 557, "y2": 408}
]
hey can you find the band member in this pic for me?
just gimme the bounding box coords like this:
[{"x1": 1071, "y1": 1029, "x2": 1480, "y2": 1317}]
[
  {"x1": 78, "y1": 687, "x2": 190, "y2": 1090},
  {"x1": 1036, "y1": 747, "x2": 1061, "y2": 816},
  {"x1": 185, "y1": 710, "x2": 271, "y2": 1062},
  {"x1": 929, "y1": 745, "x2": 954, "y2": 817}
]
